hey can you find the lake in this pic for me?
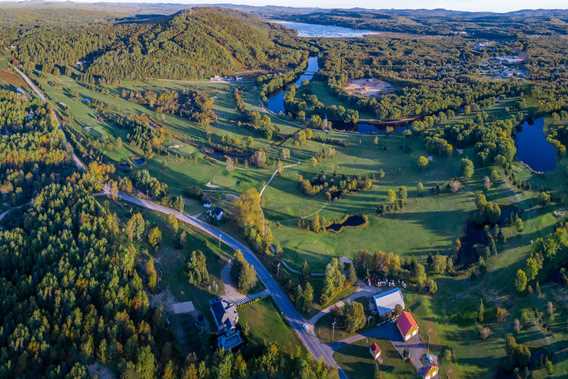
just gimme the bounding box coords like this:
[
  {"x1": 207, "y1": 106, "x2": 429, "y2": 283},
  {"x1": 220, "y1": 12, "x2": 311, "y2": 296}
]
[
  {"x1": 514, "y1": 118, "x2": 557, "y2": 172},
  {"x1": 270, "y1": 20, "x2": 380, "y2": 38},
  {"x1": 266, "y1": 56, "x2": 319, "y2": 114}
]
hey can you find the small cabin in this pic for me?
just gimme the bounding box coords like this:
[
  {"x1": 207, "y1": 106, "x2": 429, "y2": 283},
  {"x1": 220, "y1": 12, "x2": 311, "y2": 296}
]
[{"x1": 369, "y1": 342, "x2": 382, "y2": 361}]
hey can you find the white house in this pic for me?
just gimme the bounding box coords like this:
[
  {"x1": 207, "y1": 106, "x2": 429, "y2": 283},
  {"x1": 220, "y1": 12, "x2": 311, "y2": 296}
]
[{"x1": 370, "y1": 287, "x2": 405, "y2": 317}]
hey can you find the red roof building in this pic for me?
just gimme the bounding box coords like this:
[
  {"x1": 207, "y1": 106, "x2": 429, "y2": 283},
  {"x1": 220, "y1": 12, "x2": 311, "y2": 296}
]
[
  {"x1": 396, "y1": 311, "x2": 419, "y2": 341},
  {"x1": 423, "y1": 364, "x2": 439, "y2": 379},
  {"x1": 369, "y1": 342, "x2": 382, "y2": 361}
]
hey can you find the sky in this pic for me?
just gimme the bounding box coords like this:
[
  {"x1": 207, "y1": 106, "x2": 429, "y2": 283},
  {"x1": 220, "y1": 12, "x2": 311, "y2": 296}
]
[
  {"x1": 34, "y1": 0, "x2": 568, "y2": 13},
  {"x1": 205, "y1": 0, "x2": 567, "y2": 12}
]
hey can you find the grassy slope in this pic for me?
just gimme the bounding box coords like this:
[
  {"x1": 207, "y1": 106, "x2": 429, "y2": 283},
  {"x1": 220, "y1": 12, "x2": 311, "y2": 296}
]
[
  {"x1": 238, "y1": 298, "x2": 304, "y2": 355},
  {"x1": 36, "y1": 69, "x2": 568, "y2": 377}
]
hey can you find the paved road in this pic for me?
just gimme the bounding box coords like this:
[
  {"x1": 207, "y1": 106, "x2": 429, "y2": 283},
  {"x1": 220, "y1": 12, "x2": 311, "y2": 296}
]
[
  {"x1": 107, "y1": 189, "x2": 346, "y2": 378},
  {"x1": 220, "y1": 261, "x2": 270, "y2": 305},
  {"x1": 13, "y1": 62, "x2": 346, "y2": 377},
  {"x1": 0, "y1": 209, "x2": 10, "y2": 222},
  {"x1": 12, "y1": 65, "x2": 86, "y2": 172},
  {"x1": 309, "y1": 284, "x2": 383, "y2": 325}
]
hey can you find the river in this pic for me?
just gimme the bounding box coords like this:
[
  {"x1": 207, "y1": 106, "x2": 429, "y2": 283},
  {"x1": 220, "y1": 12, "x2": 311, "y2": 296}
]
[
  {"x1": 266, "y1": 56, "x2": 319, "y2": 114},
  {"x1": 514, "y1": 117, "x2": 557, "y2": 172}
]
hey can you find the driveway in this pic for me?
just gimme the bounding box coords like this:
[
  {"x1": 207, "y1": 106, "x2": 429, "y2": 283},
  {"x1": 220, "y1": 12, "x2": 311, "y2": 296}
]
[
  {"x1": 392, "y1": 333, "x2": 438, "y2": 377},
  {"x1": 221, "y1": 261, "x2": 270, "y2": 305},
  {"x1": 309, "y1": 283, "x2": 384, "y2": 325},
  {"x1": 109, "y1": 189, "x2": 346, "y2": 378},
  {"x1": 330, "y1": 321, "x2": 399, "y2": 351},
  {"x1": 331, "y1": 321, "x2": 438, "y2": 378}
]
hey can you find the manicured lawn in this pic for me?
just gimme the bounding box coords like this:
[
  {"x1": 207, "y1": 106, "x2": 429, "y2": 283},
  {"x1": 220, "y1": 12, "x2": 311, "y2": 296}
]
[
  {"x1": 335, "y1": 338, "x2": 415, "y2": 379},
  {"x1": 39, "y1": 70, "x2": 568, "y2": 378},
  {"x1": 315, "y1": 309, "x2": 363, "y2": 343},
  {"x1": 238, "y1": 298, "x2": 304, "y2": 355},
  {"x1": 265, "y1": 134, "x2": 501, "y2": 271}
]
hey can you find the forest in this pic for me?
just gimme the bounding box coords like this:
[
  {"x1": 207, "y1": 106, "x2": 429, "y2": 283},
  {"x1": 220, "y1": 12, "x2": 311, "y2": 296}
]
[{"x1": 2, "y1": 3, "x2": 568, "y2": 379}]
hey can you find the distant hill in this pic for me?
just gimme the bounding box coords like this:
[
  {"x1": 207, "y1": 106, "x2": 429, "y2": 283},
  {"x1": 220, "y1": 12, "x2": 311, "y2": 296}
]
[
  {"x1": 274, "y1": 8, "x2": 568, "y2": 37},
  {"x1": 3, "y1": 6, "x2": 304, "y2": 82},
  {"x1": 86, "y1": 8, "x2": 302, "y2": 82}
]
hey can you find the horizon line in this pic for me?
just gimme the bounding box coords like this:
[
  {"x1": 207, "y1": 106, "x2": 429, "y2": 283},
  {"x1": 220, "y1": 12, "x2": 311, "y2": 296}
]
[{"x1": 2, "y1": 0, "x2": 568, "y2": 14}]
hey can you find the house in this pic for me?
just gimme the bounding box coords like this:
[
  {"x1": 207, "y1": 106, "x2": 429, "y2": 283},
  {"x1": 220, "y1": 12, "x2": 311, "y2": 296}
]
[
  {"x1": 171, "y1": 301, "x2": 197, "y2": 316},
  {"x1": 210, "y1": 298, "x2": 242, "y2": 350},
  {"x1": 423, "y1": 364, "x2": 439, "y2": 379},
  {"x1": 208, "y1": 207, "x2": 224, "y2": 222},
  {"x1": 202, "y1": 199, "x2": 213, "y2": 209},
  {"x1": 370, "y1": 287, "x2": 405, "y2": 317},
  {"x1": 396, "y1": 311, "x2": 419, "y2": 342},
  {"x1": 369, "y1": 342, "x2": 382, "y2": 361}
]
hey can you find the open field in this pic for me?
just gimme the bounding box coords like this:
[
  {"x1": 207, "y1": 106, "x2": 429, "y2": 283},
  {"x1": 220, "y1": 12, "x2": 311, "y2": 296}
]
[
  {"x1": 33, "y1": 68, "x2": 568, "y2": 378},
  {"x1": 334, "y1": 338, "x2": 415, "y2": 379},
  {"x1": 238, "y1": 298, "x2": 304, "y2": 355}
]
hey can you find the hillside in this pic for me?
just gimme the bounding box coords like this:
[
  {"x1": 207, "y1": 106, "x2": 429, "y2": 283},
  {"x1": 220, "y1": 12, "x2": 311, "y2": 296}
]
[
  {"x1": 278, "y1": 8, "x2": 568, "y2": 37},
  {"x1": 87, "y1": 8, "x2": 303, "y2": 82}
]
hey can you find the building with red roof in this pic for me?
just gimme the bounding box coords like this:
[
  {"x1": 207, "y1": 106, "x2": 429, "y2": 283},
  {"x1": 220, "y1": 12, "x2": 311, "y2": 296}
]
[
  {"x1": 423, "y1": 364, "x2": 439, "y2": 379},
  {"x1": 369, "y1": 342, "x2": 382, "y2": 361},
  {"x1": 396, "y1": 311, "x2": 419, "y2": 341}
]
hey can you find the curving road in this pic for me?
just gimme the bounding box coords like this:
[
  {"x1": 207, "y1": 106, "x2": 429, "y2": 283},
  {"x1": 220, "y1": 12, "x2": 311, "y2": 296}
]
[
  {"x1": 106, "y1": 188, "x2": 346, "y2": 378},
  {"x1": 12, "y1": 65, "x2": 86, "y2": 172},
  {"x1": 12, "y1": 62, "x2": 345, "y2": 378}
]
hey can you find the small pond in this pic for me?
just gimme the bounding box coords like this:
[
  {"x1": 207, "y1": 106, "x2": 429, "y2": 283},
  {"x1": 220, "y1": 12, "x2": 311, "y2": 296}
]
[
  {"x1": 356, "y1": 123, "x2": 410, "y2": 135},
  {"x1": 326, "y1": 215, "x2": 367, "y2": 232},
  {"x1": 270, "y1": 20, "x2": 380, "y2": 38},
  {"x1": 514, "y1": 118, "x2": 557, "y2": 173},
  {"x1": 266, "y1": 56, "x2": 319, "y2": 114}
]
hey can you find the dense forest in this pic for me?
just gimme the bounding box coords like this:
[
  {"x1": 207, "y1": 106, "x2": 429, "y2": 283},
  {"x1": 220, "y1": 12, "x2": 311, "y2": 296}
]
[
  {"x1": 0, "y1": 90, "x2": 71, "y2": 207},
  {"x1": 2, "y1": 8, "x2": 305, "y2": 83},
  {"x1": 2, "y1": 3, "x2": 568, "y2": 379}
]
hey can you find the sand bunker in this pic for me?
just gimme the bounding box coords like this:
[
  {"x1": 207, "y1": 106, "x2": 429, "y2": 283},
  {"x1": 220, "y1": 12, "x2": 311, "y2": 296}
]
[{"x1": 344, "y1": 78, "x2": 395, "y2": 98}]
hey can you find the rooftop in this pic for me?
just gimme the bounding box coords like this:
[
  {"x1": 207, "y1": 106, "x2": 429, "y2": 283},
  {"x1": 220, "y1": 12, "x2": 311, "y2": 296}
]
[
  {"x1": 396, "y1": 311, "x2": 418, "y2": 338},
  {"x1": 210, "y1": 298, "x2": 239, "y2": 333},
  {"x1": 171, "y1": 301, "x2": 196, "y2": 315},
  {"x1": 372, "y1": 287, "x2": 405, "y2": 316}
]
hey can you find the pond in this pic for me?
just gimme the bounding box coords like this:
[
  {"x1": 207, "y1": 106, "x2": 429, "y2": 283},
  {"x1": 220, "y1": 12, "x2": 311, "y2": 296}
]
[
  {"x1": 326, "y1": 215, "x2": 367, "y2": 233},
  {"x1": 270, "y1": 20, "x2": 380, "y2": 38},
  {"x1": 266, "y1": 56, "x2": 319, "y2": 114},
  {"x1": 356, "y1": 123, "x2": 409, "y2": 135},
  {"x1": 514, "y1": 118, "x2": 557, "y2": 173}
]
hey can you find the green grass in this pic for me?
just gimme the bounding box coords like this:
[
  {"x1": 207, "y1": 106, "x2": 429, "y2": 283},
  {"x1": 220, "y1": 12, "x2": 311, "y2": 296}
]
[
  {"x1": 335, "y1": 338, "x2": 415, "y2": 379},
  {"x1": 265, "y1": 135, "x2": 493, "y2": 271},
  {"x1": 37, "y1": 70, "x2": 568, "y2": 377},
  {"x1": 238, "y1": 298, "x2": 304, "y2": 355}
]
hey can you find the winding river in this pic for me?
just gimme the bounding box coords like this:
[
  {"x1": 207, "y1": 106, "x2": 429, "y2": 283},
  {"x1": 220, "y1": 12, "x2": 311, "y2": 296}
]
[
  {"x1": 266, "y1": 56, "x2": 558, "y2": 172},
  {"x1": 266, "y1": 56, "x2": 319, "y2": 114}
]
